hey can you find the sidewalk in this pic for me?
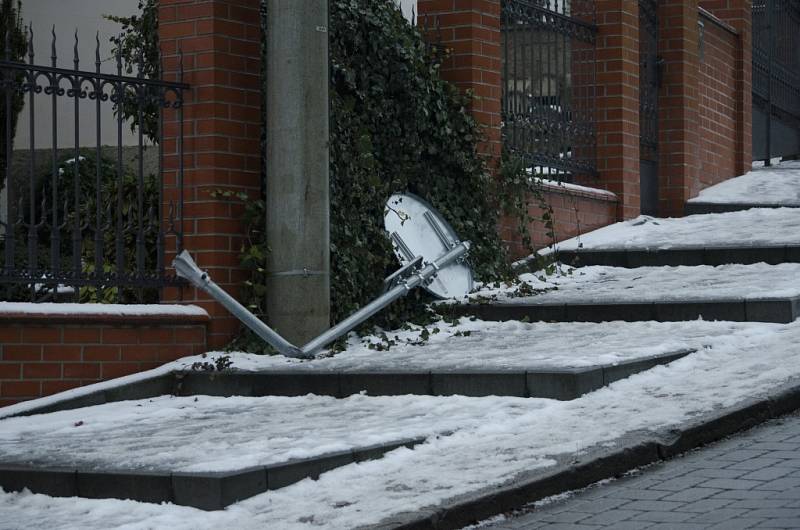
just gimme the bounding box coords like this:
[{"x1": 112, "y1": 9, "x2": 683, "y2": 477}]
[{"x1": 482, "y1": 411, "x2": 800, "y2": 529}]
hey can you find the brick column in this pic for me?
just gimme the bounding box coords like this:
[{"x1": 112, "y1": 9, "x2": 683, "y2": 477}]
[
  {"x1": 159, "y1": 0, "x2": 262, "y2": 348},
  {"x1": 700, "y1": 0, "x2": 752, "y2": 177},
  {"x1": 417, "y1": 0, "x2": 502, "y2": 172},
  {"x1": 657, "y1": 0, "x2": 701, "y2": 216},
  {"x1": 594, "y1": 1, "x2": 641, "y2": 220}
]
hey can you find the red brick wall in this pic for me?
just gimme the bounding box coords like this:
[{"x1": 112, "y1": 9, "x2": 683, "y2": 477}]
[
  {"x1": 594, "y1": 1, "x2": 642, "y2": 220},
  {"x1": 500, "y1": 184, "x2": 618, "y2": 260},
  {"x1": 657, "y1": 0, "x2": 701, "y2": 217},
  {"x1": 0, "y1": 312, "x2": 208, "y2": 407},
  {"x1": 699, "y1": 0, "x2": 753, "y2": 179},
  {"x1": 417, "y1": 0, "x2": 502, "y2": 171},
  {"x1": 697, "y1": 10, "x2": 739, "y2": 191},
  {"x1": 159, "y1": 0, "x2": 263, "y2": 348}
]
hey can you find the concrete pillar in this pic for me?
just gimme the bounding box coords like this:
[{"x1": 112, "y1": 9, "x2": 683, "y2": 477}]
[
  {"x1": 264, "y1": 0, "x2": 330, "y2": 345},
  {"x1": 159, "y1": 0, "x2": 263, "y2": 348}
]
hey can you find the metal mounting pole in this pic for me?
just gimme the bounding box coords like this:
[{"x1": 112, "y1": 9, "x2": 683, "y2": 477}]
[{"x1": 265, "y1": 0, "x2": 330, "y2": 344}]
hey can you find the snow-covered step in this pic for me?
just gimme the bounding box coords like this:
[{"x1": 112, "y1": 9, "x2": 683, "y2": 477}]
[
  {"x1": 685, "y1": 160, "x2": 800, "y2": 215},
  {"x1": 175, "y1": 349, "x2": 691, "y2": 401},
  {"x1": 453, "y1": 263, "x2": 800, "y2": 324},
  {"x1": 0, "y1": 394, "x2": 442, "y2": 509},
  {"x1": 523, "y1": 208, "x2": 800, "y2": 268}
]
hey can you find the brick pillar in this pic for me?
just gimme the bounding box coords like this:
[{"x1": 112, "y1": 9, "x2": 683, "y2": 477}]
[
  {"x1": 594, "y1": 1, "x2": 641, "y2": 220},
  {"x1": 159, "y1": 0, "x2": 262, "y2": 348},
  {"x1": 657, "y1": 0, "x2": 701, "y2": 217},
  {"x1": 417, "y1": 0, "x2": 502, "y2": 172},
  {"x1": 700, "y1": 0, "x2": 752, "y2": 177}
]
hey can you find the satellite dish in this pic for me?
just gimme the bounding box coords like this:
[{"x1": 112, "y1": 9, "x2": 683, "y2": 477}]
[{"x1": 384, "y1": 193, "x2": 473, "y2": 299}]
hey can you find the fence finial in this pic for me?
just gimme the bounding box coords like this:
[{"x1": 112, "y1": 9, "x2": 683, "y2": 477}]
[
  {"x1": 3, "y1": 10, "x2": 10, "y2": 61},
  {"x1": 136, "y1": 45, "x2": 144, "y2": 78},
  {"x1": 50, "y1": 25, "x2": 56, "y2": 66},
  {"x1": 73, "y1": 28, "x2": 79, "y2": 70},
  {"x1": 95, "y1": 31, "x2": 101, "y2": 73},
  {"x1": 26, "y1": 23, "x2": 33, "y2": 64},
  {"x1": 115, "y1": 33, "x2": 122, "y2": 75},
  {"x1": 178, "y1": 48, "x2": 184, "y2": 83}
]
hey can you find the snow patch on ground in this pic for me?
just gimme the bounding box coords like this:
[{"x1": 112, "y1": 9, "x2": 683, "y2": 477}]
[
  {"x1": 540, "y1": 207, "x2": 800, "y2": 252},
  {"x1": 0, "y1": 302, "x2": 208, "y2": 318},
  {"x1": 212, "y1": 318, "x2": 727, "y2": 372},
  {"x1": 463, "y1": 263, "x2": 800, "y2": 304},
  {"x1": 534, "y1": 178, "x2": 618, "y2": 200},
  {"x1": 0, "y1": 394, "x2": 496, "y2": 472},
  {"x1": 689, "y1": 159, "x2": 800, "y2": 205},
  {"x1": 1, "y1": 318, "x2": 800, "y2": 528}
]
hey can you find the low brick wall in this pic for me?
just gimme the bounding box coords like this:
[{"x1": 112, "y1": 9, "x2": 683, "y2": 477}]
[
  {"x1": 697, "y1": 8, "x2": 740, "y2": 194},
  {"x1": 0, "y1": 305, "x2": 209, "y2": 407},
  {"x1": 501, "y1": 181, "x2": 619, "y2": 261}
]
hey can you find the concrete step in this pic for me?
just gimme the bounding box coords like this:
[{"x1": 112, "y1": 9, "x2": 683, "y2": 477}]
[
  {"x1": 456, "y1": 297, "x2": 800, "y2": 324},
  {"x1": 0, "y1": 437, "x2": 424, "y2": 511},
  {"x1": 685, "y1": 202, "x2": 800, "y2": 215},
  {"x1": 175, "y1": 349, "x2": 692, "y2": 401},
  {"x1": 547, "y1": 245, "x2": 800, "y2": 268}
]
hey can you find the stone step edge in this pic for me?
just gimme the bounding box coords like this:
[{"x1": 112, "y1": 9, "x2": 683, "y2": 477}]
[
  {"x1": 451, "y1": 297, "x2": 800, "y2": 324},
  {"x1": 515, "y1": 245, "x2": 800, "y2": 269},
  {"x1": 685, "y1": 202, "x2": 800, "y2": 215},
  {"x1": 370, "y1": 383, "x2": 800, "y2": 530},
  {"x1": 4, "y1": 349, "x2": 694, "y2": 418},
  {"x1": 0, "y1": 437, "x2": 426, "y2": 511},
  {"x1": 174, "y1": 349, "x2": 692, "y2": 401}
]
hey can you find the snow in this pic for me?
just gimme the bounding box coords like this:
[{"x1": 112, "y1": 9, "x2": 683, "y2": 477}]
[
  {"x1": 463, "y1": 263, "x2": 800, "y2": 305},
  {"x1": 534, "y1": 178, "x2": 618, "y2": 200},
  {"x1": 0, "y1": 302, "x2": 208, "y2": 318},
  {"x1": 2, "y1": 318, "x2": 800, "y2": 528},
  {"x1": 688, "y1": 159, "x2": 800, "y2": 205},
  {"x1": 0, "y1": 394, "x2": 481, "y2": 473},
  {"x1": 197, "y1": 319, "x2": 716, "y2": 372},
  {"x1": 0, "y1": 362, "x2": 179, "y2": 420},
  {"x1": 541, "y1": 207, "x2": 800, "y2": 252}
]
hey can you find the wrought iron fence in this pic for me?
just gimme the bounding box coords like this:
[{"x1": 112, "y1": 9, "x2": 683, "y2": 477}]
[
  {"x1": 0, "y1": 25, "x2": 187, "y2": 302},
  {"x1": 752, "y1": 0, "x2": 800, "y2": 161},
  {"x1": 500, "y1": 0, "x2": 597, "y2": 180}
]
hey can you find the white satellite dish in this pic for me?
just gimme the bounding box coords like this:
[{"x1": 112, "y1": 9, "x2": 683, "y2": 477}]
[{"x1": 384, "y1": 193, "x2": 473, "y2": 299}]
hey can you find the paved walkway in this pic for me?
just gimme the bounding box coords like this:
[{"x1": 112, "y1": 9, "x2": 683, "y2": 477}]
[{"x1": 482, "y1": 412, "x2": 800, "y2": 529}]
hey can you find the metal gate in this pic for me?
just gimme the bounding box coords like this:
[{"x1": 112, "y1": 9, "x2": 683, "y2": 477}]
[
  {"x1": 0, "y1": 26, "x2": 187, "y2": 302},
  {"x1": 752, "y1": 0, "x2": 800, "y2": 162},
  {"x1": 639, "y1": 0, "x2": 659, "y2": 215},
  {"x1": 500, "y1": 0, "x2": 598, "y2": 181}
]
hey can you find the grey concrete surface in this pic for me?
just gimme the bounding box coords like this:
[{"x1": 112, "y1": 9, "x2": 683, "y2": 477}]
[{"x1": 481, "y1": 412, "x2": 800, "y2": 530}]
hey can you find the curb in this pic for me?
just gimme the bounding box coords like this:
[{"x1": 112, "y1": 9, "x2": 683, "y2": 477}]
[
  {"x1": 521, "y1": 245, "x2": 800, "y2": 269},
  {"x1": 0, "y1": 437, "x2": 426, "y2": 511},
  {"x1": 367, "y1": 381, "x2": 800, "y2": 529},
  {"x1": 685, "y1": 202, "x2": 799, "y2": 215},
  {"x1": 3, "y1": 350, "x2": 693, "y2": 419},
  {"x1": 455, "y1": 298, "x2": 800, "y2": 324},
  {"x1": 172, "y1": 350, "x2": 693, "y2": 401}
]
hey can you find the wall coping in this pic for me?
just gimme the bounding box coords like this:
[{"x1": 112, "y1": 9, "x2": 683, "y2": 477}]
[
  {"x1": 699, "y1": 7, "x2": 739, "y2": 37},
  {"x1": 534, "y1": 178, "x2": 619, "y2": 203},
  {"x1": 0, "y1": 303, "x2": 210, "y2": 325}
]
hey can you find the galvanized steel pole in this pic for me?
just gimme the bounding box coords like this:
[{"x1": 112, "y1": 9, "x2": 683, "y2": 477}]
[{"x1": 265, "y1": 0, "x2": 331, "y2": 344}]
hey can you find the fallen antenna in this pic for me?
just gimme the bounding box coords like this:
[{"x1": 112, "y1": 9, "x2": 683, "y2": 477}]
[{"x1": 173, "y1": 192, "x2": 472, "y2": 358}]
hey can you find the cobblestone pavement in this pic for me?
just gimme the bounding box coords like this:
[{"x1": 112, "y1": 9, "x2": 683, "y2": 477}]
[{"x1": 480, "y1": 412, "x2": 800, "y2": 529}]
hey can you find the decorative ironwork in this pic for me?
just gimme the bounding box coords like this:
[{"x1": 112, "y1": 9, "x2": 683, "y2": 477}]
[
  {"x1": 501, "y1": 0, "x2": 598, "y2": 180},
  {"x1": 752, "y1": 0, "x2": 800, "y2": 160},
  {"x1": 639, "y1": 0, "x2": 659, "y2": 163},
  {"x1": 0, "y1": 24, "x2": 188, "y2": 302}
]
